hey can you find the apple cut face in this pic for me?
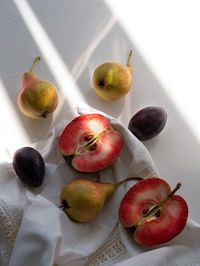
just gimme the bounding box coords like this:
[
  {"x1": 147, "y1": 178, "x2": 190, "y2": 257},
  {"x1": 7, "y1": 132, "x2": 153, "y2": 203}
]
[
  {"x1": 119, "y1": 177, "x2": 188, "y2": 246},
  {"x1": 59, "y1": 114, "x2": 123, "y2": 172}
]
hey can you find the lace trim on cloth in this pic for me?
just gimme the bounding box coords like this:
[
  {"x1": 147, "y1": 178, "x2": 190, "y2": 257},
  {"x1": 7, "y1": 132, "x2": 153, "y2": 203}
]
[
  {"x1": 189, "y1": 261, "x2": 200, "y2": 266},
  {"x1": 187, "y1": 249, "x2": 200, "y2": 266},
  {"x1": 85, "y1": 223, "x2": 130, "y2": 266},
  {"x1": 0, "y1": 199, "x2": 21, "y2": 266}
]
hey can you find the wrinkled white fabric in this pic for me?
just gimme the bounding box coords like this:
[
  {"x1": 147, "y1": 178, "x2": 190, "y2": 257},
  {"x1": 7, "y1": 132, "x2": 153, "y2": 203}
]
[
  {"x1": 3, "y1": 105, "x2": 198, "y2": 266},
  {"x1": 116, "y1": 219, "x2": 200, "y2": 266}
]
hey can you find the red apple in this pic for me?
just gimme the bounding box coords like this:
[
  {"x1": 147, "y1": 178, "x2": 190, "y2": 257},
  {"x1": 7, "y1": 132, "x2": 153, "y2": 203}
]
[
  {"x1": 59, "y1": 114, "x2": 123, "y2": 172},
  {"x1": 119, "y1": 177, "x2": 188, "y2": 246}
]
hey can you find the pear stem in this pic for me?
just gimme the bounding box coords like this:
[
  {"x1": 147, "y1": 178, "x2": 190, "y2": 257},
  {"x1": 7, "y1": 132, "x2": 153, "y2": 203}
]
[
  {"x1": 114, "y1": 176, "x2": 143, "y2": 189},
  {"x1": 29, "y1": 56, "x2": 40, "y2": 72},
  {"x1": 127, "y1": 50, "x2": 133, "y2": 66},
  {"x1": 168, "y1": 182, "x2": 181, "y2": 199}
]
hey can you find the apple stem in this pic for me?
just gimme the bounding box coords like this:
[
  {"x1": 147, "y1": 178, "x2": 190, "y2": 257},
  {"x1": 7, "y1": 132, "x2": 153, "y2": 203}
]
[
  {"x1": 29, "y1": 56, "x2": 40, "y2": 72},
  {"x1": 168, "y1": 182, "x2": 182, "y2": 199},
  {"x1": 115, "y1": 176, "x2": 143, "y2": 189},
  {"x1": 127, "y1": 50, "x2": 133, "y2": 66}
]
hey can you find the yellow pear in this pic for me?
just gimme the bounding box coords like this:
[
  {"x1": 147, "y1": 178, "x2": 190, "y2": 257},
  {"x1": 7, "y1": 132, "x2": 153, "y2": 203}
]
[
  {"x1": 92, "y1": 50, "x2": 133, "y2": 101},
  {"x1": 60, "y1": 177, "x2": 142, "y2": 223},
  {"x1": 18, "y1": 56, "x2": 59, "y2": 119}
]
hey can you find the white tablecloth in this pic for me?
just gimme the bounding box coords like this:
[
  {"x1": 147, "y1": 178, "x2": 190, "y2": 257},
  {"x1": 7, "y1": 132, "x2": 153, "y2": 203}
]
[
  {"x1": 1, "y1": 106, "x2": 200, "y2": 266},
  {"x1": 1, "y1": 1, "x2": 200, "y2": 265}
]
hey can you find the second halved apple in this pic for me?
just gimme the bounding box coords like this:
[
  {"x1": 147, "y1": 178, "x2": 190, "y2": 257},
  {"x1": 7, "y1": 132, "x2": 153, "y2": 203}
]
[
  {"x1": 119, "y1": 177, "x2": 188, "y2": 246},
  {"x1": 59, "y1": 114, "x2": 123, "y2": 172}
]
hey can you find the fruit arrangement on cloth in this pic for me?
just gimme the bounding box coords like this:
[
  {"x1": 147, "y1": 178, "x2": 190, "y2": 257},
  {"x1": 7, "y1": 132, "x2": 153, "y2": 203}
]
[{"x1": 11, "y1": 52, "x2": 189, "y2": 247}]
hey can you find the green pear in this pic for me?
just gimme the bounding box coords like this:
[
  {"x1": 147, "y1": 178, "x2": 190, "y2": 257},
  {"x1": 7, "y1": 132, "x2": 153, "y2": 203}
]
[
  {"x1": 18, "y1": 56, "x2": 59, "y2": 119},
  {"x1": 60, "y1": 177, "x2": 142, "y2": 223},
  {"x1": 92, "y1": 50, "x2": 133, "y2": 101}
]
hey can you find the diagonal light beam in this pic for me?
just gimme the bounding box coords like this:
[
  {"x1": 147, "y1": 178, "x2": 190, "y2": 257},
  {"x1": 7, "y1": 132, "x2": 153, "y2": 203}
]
[
  {"x1": 14, "y1": 0, "x2": 85, "y2": 113},
  {"x1": 71, "y1": 15, "x2": 117, "y2": 81}
]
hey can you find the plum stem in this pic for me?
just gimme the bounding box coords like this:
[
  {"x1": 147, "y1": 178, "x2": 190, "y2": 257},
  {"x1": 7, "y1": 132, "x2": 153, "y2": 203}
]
[
  {"x1": 127, "y1": 50, "x2": 133, "y2": 66},
  {"x1": 115, "y1": 176, "x2": 143, "y2": 189},
  {"x1": 168, "y1": 182, "x2": 181, "y2": 199},
  {"x1": 29, "y1": 56, "x2": 40, "y2": 72}
]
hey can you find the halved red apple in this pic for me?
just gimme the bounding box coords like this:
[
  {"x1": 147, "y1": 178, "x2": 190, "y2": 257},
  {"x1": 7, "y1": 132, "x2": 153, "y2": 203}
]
[
  {"x1": 119, "y1": 177, "x2": 188, "y2": 246},
  {"x1": 59, "y1": 114, "x2": 123, "y2": 172}
]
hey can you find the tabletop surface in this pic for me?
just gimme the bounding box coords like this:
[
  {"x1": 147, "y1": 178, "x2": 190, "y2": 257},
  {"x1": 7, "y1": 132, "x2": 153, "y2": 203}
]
[{"x1": 0, "y1": 0, "x2": 200, "y2": 225}]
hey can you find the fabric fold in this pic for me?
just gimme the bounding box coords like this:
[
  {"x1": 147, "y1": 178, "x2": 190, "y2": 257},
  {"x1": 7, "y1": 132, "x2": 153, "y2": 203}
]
[{"x1": 3, "y1": 105, "x2": 195, "y2": 266}]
